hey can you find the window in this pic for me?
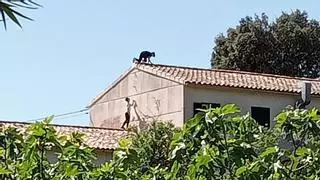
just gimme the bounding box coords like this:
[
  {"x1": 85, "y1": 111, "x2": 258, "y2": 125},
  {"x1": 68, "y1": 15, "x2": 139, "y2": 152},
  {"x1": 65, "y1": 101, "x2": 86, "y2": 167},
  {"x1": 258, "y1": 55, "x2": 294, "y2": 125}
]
[
  {"x1": 193, "y1": 102, "x2": 220, "y2": 116},
  {"x1": 251, "y1": 106, "x2": 270, "y2": 128}
]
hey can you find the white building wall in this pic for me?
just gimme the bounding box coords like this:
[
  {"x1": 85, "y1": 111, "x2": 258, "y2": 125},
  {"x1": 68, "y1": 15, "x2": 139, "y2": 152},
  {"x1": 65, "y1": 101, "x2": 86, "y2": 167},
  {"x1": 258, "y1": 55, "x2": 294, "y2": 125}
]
[
  {"x1": 90, "y1": 69, "x2": 185, "y2": 129},
  {"x1": 184, "y1": 86, "x2": 320, "y2": 127}
]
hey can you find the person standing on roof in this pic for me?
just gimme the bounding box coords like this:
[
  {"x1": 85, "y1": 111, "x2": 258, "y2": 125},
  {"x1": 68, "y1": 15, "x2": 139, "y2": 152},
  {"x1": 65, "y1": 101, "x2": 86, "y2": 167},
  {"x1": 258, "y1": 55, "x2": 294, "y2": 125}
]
[{"x1": 121, "y1": 97, "x2": 135, "y2": 129}]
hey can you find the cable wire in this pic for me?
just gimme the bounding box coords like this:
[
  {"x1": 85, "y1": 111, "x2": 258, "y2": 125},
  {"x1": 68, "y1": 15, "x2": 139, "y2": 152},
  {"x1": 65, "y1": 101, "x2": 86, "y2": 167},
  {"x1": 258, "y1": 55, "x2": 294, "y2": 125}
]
[
  {"x1": 54, "y1": 112, "x2": 88, "y2": 121},
  {"x1": 27, "y1": 108, "x2": 88, "y2": 122}
]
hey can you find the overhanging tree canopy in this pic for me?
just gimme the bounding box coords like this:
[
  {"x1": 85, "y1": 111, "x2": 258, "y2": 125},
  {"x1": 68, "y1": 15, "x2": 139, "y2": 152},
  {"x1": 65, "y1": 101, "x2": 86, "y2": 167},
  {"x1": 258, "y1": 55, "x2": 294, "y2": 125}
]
[
  {"x1": 211, "y1": 10, "x2": 320, "y2": 78},
  {"x1": 0, "y1": 0, "x2": 40, "y2": 29}
]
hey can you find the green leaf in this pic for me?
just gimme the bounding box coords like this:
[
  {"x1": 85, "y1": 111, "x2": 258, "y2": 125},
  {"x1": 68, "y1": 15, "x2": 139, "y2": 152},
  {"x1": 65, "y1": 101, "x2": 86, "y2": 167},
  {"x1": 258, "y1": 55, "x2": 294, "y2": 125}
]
[
  {"x1": 196, "y1": 149, "x2": 211, "y2": 166},
  {"x1": 2, "y1": 5, "x2": 22, "y2": 28},
  {"x1": 186, "y1": 116, "x2": 201, "y2": 129},
  {"x1": 296, "y1": 147, "x2": 309, "y2": 156},
  {"x1": 31, "y1": 125, "x2": 46, "y2": 136},
  {"x1": 221, "y1": 104, "x2": 240, "y2": 115},
  {"x1": 260, "y1": 146, "x2": 278, "y2": 158},
  {"x1": 275, "y1": 112, "x2": 288, "y2": 126},
  {"x1": 170, "y1": 142, "x2": 185, "y2": 159},
  {"x1": 119, "y1": 138, "x2": 132, "y2": 148},
  {"x1": 43, "y1": 116, "x2": 54, "y2": 124},
  {"x1": 167, "y1": 161, "x2": 180, "y2": 179},
  {"x1": 236, "y1": 165, "x2": 246, "y2": 176},
  {"x1": 0, "y1": 166, "x2": 11, "y2": 175},
  {"x1": 0, "y1": 7, "x2": 6, "y2": 30}
]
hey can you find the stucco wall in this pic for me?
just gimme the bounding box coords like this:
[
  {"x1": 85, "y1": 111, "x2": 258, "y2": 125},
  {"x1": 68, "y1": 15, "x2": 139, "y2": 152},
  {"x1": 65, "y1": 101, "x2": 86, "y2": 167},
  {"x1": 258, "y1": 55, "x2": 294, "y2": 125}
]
[
  {"x1": 95, "y1": 150, "x2": 113, "y2": 165},
  {"x1": 184, "y1": 86, "x2": 320, "y2": 127},
  {"x1": 47, "y1": 149, "x2": 113, "y2": 165},
  {"x1": 90, "y1": 69, "x2": 185, "y2": 129}
]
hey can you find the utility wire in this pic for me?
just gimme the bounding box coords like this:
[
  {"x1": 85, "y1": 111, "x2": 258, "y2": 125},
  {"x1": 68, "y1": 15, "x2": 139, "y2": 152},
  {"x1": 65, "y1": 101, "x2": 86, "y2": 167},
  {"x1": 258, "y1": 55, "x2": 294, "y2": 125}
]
[
  {"x1": 27, "y1": 108, "x2": 88, "y2": 122},
  {"x1": 54, "y1": 112, "x2": 88, "y2": 121}
]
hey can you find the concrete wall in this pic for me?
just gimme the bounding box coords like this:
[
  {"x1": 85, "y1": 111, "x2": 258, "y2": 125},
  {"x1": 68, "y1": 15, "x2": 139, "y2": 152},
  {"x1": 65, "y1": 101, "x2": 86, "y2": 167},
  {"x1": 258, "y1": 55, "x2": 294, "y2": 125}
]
[
  {"x1": 47, "y1": 149, "x2": 113, "y2": 165},
  {"x1": 90, "y1": 69, "x2": 185, "y2": 129},
  {"x1": 95, "y1": 150, "x2": 113, "y2": 165},
  {"x1": 184, "y1": 86, "x2": 320, "y2": 127}
]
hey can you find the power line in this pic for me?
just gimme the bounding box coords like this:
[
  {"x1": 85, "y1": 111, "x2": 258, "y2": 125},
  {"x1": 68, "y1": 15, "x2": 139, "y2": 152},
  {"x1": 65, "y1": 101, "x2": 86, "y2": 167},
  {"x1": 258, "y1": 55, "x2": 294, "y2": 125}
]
[
  {"x1": 54, "y1": 112, "x2": 88, "y2": 121},
  {"x1": 27, "y1": 108, "x2": 88, "y2": 122}
]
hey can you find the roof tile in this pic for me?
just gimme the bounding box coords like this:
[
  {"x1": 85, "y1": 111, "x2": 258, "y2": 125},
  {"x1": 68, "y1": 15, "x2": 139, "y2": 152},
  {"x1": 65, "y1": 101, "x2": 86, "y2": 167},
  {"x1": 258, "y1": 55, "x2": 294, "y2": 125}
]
[
  {"x1": 0, "y1": 121, "x2": 127, "y2": 150},
  {"x1": 136, "y1": 63, "x2": 320, "y2": 95}
]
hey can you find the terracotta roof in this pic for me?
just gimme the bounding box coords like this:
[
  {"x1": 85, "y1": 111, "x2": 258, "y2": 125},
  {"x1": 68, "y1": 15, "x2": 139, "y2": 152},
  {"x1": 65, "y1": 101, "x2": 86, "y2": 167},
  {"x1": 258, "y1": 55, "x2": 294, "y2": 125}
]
[
  {"x1": 0, "y1": 121, "x2": 127, "y2": 150},
  {"x1": 137, "y1": 63, "x2": 320, "y2": 93},
  {"x1": 89, "y1": 63, "x2": 320, "y2": 107}
]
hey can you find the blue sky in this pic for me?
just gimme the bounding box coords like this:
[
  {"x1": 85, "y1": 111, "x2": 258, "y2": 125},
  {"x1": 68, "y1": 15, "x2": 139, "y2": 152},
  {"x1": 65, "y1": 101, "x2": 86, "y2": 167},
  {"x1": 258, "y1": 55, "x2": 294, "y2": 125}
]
[{"x1": 1, "y1": 0, "x2": 319, "y2": 125}]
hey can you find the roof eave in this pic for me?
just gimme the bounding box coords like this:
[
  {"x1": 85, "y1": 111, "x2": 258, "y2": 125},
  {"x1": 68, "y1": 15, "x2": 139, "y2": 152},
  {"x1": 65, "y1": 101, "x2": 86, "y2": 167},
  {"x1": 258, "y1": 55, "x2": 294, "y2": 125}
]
[{"x1": 185, "y1": 82, "x2": 320, "y2": 96}]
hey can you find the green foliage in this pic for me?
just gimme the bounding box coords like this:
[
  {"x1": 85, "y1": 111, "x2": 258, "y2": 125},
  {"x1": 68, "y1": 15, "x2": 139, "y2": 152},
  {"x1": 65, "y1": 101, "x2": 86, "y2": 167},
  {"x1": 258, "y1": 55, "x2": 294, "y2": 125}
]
[
  {"x1": 53, "y1": 132, "x2": 96, "y2": 179},
  {"x1": 167, "y1": 105, "x2": 320, "y2": 179},
  {"x1": 91, "y1": 121, "x2": 178, "y2": 179},
  {"x1": 212, "y1": 9, "x2": 320, "y2": 78},
  {"x1": 3, "y1": 105, "x2": 320, "y2": 179},
  {"x1": 106, "y1": 104, "x2": 320, "y2": 179},
  {"x1": 169, "y1": 104, "x2": 266, "y2": 179},
  {"x1": 0, "y1": 117, "x2": 96, "y2": 180},
  {"x1": 0, "y1": 0, "x2": 40, "y2": 29}
]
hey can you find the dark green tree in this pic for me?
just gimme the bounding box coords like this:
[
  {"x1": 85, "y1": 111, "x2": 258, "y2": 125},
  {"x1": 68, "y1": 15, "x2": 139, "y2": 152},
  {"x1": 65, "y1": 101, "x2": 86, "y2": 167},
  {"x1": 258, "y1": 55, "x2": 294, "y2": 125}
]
[
  {"x1": 212, "y1": 10, "x2": 320, "y2": 78},
  {"x1": 0, "y1": 0, "x2": 40, "y2": 29}
]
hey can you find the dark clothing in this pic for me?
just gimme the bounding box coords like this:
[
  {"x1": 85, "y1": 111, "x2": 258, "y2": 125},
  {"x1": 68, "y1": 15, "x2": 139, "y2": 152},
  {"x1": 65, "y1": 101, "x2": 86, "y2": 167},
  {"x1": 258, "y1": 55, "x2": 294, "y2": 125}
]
[
  {"x1": 125, "y1": 112, "x2": 130, "y2": 121},
  {"x1": 121, "y1": 112, "x2": 130, "y2": 129}
]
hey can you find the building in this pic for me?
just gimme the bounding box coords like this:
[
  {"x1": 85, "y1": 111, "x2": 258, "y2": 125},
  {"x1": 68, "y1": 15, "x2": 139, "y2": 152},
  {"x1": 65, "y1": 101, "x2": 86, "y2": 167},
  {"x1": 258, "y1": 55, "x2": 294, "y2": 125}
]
[
  {"x1": 88, "y1": 63, "x2": 320, "y2": 129},
  {"x1": 0, "y1": 120, "x2": 127, "y2": 165},
  {"x1": 3, "y1": 63, "x2": 320, "y2": 164}
]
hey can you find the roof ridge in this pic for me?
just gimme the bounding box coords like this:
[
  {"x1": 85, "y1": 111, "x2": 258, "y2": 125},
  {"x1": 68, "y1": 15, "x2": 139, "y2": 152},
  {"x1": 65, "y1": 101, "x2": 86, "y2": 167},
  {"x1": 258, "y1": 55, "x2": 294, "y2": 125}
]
[
  {"x1": 137, "y1": 63, "x2": 320, "y2": 82},
  {"x1": 0, "y1": 120, "x2": 125, "y2": 131}
]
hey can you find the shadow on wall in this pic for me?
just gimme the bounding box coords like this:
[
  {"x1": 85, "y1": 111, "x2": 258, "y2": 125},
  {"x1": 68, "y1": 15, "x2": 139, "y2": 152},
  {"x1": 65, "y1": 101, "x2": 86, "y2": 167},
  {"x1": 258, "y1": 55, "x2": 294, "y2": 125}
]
[{"x1": 130, "y1": 98, "x2": 161, "y2": 130}]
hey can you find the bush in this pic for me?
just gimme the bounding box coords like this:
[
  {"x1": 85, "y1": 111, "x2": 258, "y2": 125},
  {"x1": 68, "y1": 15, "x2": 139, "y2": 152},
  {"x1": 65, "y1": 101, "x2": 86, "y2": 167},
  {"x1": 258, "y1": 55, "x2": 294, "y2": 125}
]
[{"x1": 2, "y1": 105, "x2": 320, "y2": 179}]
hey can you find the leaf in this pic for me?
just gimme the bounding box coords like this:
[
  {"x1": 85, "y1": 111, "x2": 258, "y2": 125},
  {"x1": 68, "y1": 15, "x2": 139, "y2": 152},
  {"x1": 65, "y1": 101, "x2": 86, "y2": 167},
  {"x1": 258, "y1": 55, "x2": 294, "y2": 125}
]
[
  {"x1": 0, "y1": 166, "x2": 11, "y2": 175},
  {"x1": 43, "y1": 116, "x2": 54, "y2": 124},
  {"x1": 221, "y1": 104, "x2": 240, "y2": 115},
  {"x1": 0, "y1": 7, "x2": 6, "y2": 30},
  {"x1": 2, "y1": 4, "x2": 22, "y2": 28},
  {"x1": 240, "y1": 142, "x2": 251, "y2": 148},
  {"x1": 0, "y1": 0, "x2": 39, "y2": 29},
  {"x1": 186, "y1": 116, "x2": 201, "y2": 129},
  {"x1": 236, "y1": 165, "x2": 246, "y2": 176},
  {"x1": 260, "y1": 146, "x2": 278, "y2": 158},
  {"x1": 275, "y1": 111, "x2": 288, "y2": 126},
  {"x1": 196, "y1": 148, "x2": 211, "y2": 166},
  {"x1": 170, "y1": 142, "x2": 185, "y2": 159},
  {"x1": 273, "y1": 172, "x2": 280, "y2": 179},
  {"x1": 119, "y1": 138, "x2": 132, "y2": 148},
  {"x1": 167, "y1": 161, "x2": 180, "y2": 179},
  {"x1": 296, "y1": 147, "x2": 309, "y2": 156}
]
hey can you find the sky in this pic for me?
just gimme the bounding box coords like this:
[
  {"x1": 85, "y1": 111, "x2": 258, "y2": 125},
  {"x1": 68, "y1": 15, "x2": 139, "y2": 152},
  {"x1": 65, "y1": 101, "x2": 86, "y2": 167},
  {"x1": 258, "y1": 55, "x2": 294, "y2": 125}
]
[{"x1": 1, "y1": 0, "x2": 320, "y2": 126}]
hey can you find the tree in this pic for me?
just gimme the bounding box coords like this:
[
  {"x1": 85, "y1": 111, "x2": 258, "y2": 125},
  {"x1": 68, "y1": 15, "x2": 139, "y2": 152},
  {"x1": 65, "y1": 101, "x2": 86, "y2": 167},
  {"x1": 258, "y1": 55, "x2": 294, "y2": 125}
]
[
  {"x1": 3, "y1": 105, "x2": 320, "y2": 179},
  {"x1": 0, "y1": 0, "x2": 40, "y2": 29},
  {"x1": 92, "y1": 121, "x2": 178, "y2": 179},
  {"x1": 0, "y1": 117, "x2": 96, "y2": 179},
  {"x1": 211, "y1": 10, "x2": 320, "y2": 78},
  {"x1": 168, "y1": 104, "x2": 320, "y2": 179}
]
